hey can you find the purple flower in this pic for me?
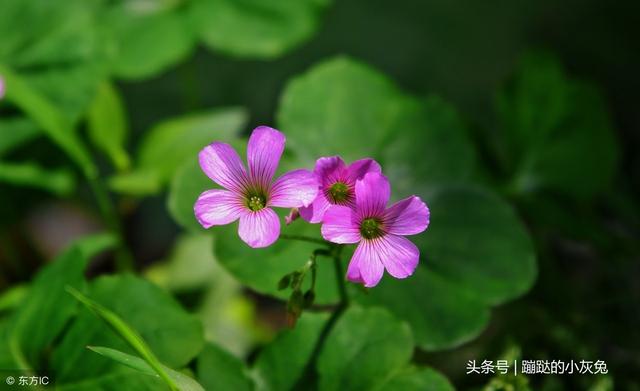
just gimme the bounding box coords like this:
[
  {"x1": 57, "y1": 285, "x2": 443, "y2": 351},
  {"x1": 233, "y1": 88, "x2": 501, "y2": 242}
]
[
  {"x1": 299, "y1": 156, "x2": 381, "y2": 223},
  {"x1": 0, "y1": 76, "x2": 5, "y2": 100},
  {"x1": 321, "y1": 172, "x2": 429, "y2": 287},
  {"x1": 195, "y1": 126, "x2": 318, "y2": 248}
]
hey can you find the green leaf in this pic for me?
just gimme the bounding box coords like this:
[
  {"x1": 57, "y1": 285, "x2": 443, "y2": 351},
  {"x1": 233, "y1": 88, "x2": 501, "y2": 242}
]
[
  {"x1": 108, "y1": 170, "x2": 162, "y2": 196},
  {"x1": 146, "y1": 233, "x2": 218, "y2": 292},
  {"x1": 0, "y1": 284, "x2": 28, "y2": 313},
  {"x1": 104, "y1": 4, "x2": 195, "y2": 79},
  {"x1": 145, "y1": 233, "x2": 267, "y2": 357},
  {"x1": 189, "y1": 0, "x2": 331, "y2": 59},
  {"x1": 52, "y1": 274, "x2": 203, "y2": 385},
  {"x1": 357, "y1": 186, "x2": 536, "y2": 350},
  {"x1": 0, "y1": 0, "x2": 108, "y2": 123},
  {"x1": 89, "y1": 346, "x2": 204, "y2": 391},
  {"x1": 215, "y1": 221, "x2": 339, "y2": 304},
  {"x1": 317, "y1": 306, "x2": 413, "y2": 391},
  {"x1": 6, "y1": 233, "x2": 116, "y2": 370},
  {"x1": 112, "y1": 108, "x2": 248, "y2": 195},
  {"x1": 196, "y1": 343, "x2": 254, "y2": 391},
  {"x1": 0, "y1": 117, "x2": 41, "y2": 157},
  {"x1": 0, "y1": 65, "x2": 98, "y2": 178},
  {"x1": 253, "y1": 312, "x2": 328, "y2": 391},
  {"x1": 497, "y1": 52, "x2": 619, "y2": 198},
  {"x1": 378, "y1": 366, "x2": 455, "y2": 391},
  {"x1": 87, "y1": 81, "x2": 130, "y2": 171},
  {"x1": 65, "y1": 287, "x2": 179, "y2": 391},
  {"x1": 56, "y1": 369, "x2": 166, "y2": 391},
  {"x1": 0, "y1": 161, "x2": 75, "y2": 196},
  {"x1": 277, "y1": 57, "x2": 477, "y2": 190}
]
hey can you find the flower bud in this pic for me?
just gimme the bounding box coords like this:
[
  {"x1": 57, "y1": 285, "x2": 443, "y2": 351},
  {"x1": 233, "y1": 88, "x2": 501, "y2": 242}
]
[
  {"x1": 277, "y1": 274, "x2": 291, "y2": 290},
  {"x1": 303, "y1": 290, "x2": 315, "y2": 308}
]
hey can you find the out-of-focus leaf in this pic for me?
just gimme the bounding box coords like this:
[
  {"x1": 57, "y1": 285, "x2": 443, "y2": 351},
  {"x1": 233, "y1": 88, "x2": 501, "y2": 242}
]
[
  {"x1": 0, "y1": 284, "x2": 28, "y2": 313},
  {"x1": 108, "y1": 170, "x2": 162, "y2": 196},
  {"x1": 66, "y1": 287, "x2": 179, "y2": 391},
  {"x1": 137, "y1": 108, "x2": 247, "y2": 181},
  {"x1": 215, "y1": 221, "x2": 339, "y2": 305},
  {"x1": 89, "y1": 346, "x2": 204, "y2": 391},
  {"x1": 111, "y1": 108, "x2": 247, "y2": 195},
  {"x1": 146, "y1": 234, "x2": 218, "y2": 292},
  {"x1": 0, "y1": 0, "x2": 108, "y2": 123},
  {"x1": 0, "y1": 161, "x2": 75, "y2": 196},
  {"x1": 56, "y1": 369, "x2": 165, "y2": 391},
  {"x1": 87, "y1": 81, "x2": 130, "y2": 171},
  {"x1": 0, "y1": 118, "x2": 40, "y2": 157},
  {"x1": 253, "y1": 312, "x2": 328, "y2": 391},
  {"x1": 317, "y1": 307, "x2": 413, "y2": 391},
  {"x1": 189, "y1": 0, "x2": 331, "y2": 59},
  {"x1": 277, "y1": 56, "x2": 477, "y2": 192},
  {"x1": 357, "y1": 186, "x2": 536, "y2": 350},
  {"x1": 6, "y1": 233, "x2": 116, "y2": 370},
  {"x1": 497, "y1": 52, "x2": 619, "y2": 198},
  {"x1": 378, "y1": 366, "x2": 455, "y2": 391},
  {"x1": 0, "y1": 65, "x2": 97, "y2": 178},
  {"x1": 104, "y1": 4, "x2": 195, "y2": 79},
  {"x1": 145, "y1": 234, "x2": 267, "y2": 357},
  {"x1": 196, "y1": 343, "x2": 253, "y2": 391},
  {"x1": 52, "y1": 275, "x2": 203, "y2": 384}
]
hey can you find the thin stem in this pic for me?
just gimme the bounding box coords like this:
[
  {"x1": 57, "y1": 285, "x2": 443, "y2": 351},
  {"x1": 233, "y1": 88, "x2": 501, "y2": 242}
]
[
  {"x1": 293, "y1": 245, "x2": 349, "y2": 390},
  {"x1": 280, "y1": 234, "x2": 329, "y2": 246},
  {"x1": 332, "y1": 245, "x2": 348, "y2": 305},
  {"x1": 87, "y1": 178, "x2": 134, "y2": 271}
]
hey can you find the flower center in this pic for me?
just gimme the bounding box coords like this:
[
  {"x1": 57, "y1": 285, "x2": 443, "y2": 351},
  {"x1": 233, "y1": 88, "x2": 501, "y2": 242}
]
[
  {"x1": 328, "y1": 182, "x2": 351, "y2": 204},
  {"x1": 246, "y1": 193, "x2": 266, "y2": 211},
  {"x1": 360, "y1": 217, "x2": 384, "y2": 239}
]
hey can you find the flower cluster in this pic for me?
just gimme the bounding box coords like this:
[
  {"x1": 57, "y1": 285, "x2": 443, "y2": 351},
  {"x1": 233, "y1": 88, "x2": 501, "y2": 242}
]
[{"x1": 195, "y1": 127, "x2": 429, "y2": 287}]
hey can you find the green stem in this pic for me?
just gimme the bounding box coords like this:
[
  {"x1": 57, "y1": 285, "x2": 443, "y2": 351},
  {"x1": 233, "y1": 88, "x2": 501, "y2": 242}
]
[
  {"x1": 293, "y1": 245, "x2": 348, "y2": 390},
  {"x1": 332, "y1": 245, "x2": 348, "y2": 305},
  {"x1": 87, "y1": 178, "x2": 133, "y2": 271},
  {"x1": 280, "y1": 234, "x2": 329, "y2": 246}
]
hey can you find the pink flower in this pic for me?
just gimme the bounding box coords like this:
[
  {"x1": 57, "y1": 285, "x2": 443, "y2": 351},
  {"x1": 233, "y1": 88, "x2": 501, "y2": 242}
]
[
  {"x1": 321, "y1": 172, "x2": 429, "y2": 287},
  {"x1": 0, "y1": 76, "x2": 5, "y2": 100},
  {"x1": 299, "y1": 156, "x2": 381, "y2": 223},
  {"x1": 195, "y1": 126, "x2": 318, "y2": 248}
]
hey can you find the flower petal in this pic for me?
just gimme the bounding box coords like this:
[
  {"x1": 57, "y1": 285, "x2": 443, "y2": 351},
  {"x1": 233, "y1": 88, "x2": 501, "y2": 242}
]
[
  {"x1": 385, "y1": 196, "x2": 430, "y2": 236},
  {"x1": 321, "y1": 205, "x2": 361, "y2": 244},
  {"x1": 350, "y1": 241, "x2": 385, "y2": 287},
  {"x1": 346, "y1": 252, "x2": 365, "y2": 284},
  {"x1": 315, "y1": 156, "x2": 346, "y2": 185},
  {"x1": 355, "y1": 172, "x2": 390, "y2": 218},
  {"x1": 247, "y1": 126, "x2": 285, "y2": 187},
  {"x1": 194, "y1": 189, "x2": 246, "y2": 228},
  {"x1": 238, "y1": 208, "x2": 280, "y2": 248},
  {"x1": 373, "y1": 235, "x2": 420, "y2": 279},
  {"x1": 299, "y1": 192, "x2": 331, "y2": 223},
  {"x1": 199, "y1": 142, "x2": 248, "y2": 193},
  {"x1": 270, "y1": 169, "x2": 318, "y2": 208},
  {"x1": 346, "y1": 158, "x2": 381, "y2": 182}
]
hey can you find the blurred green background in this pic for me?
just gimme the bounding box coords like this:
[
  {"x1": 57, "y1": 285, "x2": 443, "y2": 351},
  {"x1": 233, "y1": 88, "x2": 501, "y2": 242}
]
[{"x1": 0, "y1": 0, "x2": 638, "y2": 390}]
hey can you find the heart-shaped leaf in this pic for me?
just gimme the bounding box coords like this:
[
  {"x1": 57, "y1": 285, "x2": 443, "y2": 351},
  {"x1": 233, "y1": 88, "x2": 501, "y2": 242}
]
[
  {"x1": 189, "y1": 0, "x2": 332, "y2": 59},
  {"x1": 496, "y1": 51, "x2": 619, "y2": 198}
]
